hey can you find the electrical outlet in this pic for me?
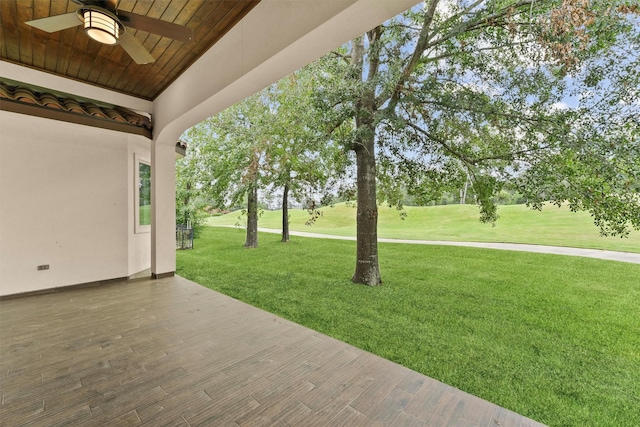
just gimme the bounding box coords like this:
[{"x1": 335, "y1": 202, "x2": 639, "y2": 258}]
[{"x1": 37, "y1": 264, "x2": 49, "y2": 271}]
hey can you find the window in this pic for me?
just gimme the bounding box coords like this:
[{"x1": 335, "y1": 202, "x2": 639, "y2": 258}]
[{"x1": 135, "y1": 154, "x2": 151, "y2": 233}]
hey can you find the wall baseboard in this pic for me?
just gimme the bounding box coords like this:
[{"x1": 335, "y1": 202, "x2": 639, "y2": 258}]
[
  {"x1": 151, "y1": 271, "x2": 175, "y2": 280},
  {"x1": 0, "y1": 276, "x2": 129, "y2": 300}
]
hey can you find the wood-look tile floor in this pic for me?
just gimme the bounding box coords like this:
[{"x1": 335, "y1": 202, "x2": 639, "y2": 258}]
[{"x1": 0, "y1": 276, "x2": 546, "y2": 426}]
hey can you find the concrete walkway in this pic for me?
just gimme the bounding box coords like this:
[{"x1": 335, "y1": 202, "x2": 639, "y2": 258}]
[{"x1": 242, "y1": 227, "x2": 640, "y2": 264}]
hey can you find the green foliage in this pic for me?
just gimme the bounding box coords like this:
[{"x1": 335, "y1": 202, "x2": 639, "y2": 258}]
[
  {"x1": 175, "y1": 154, "x2": 208, "y2": 234},
  {"x1": 138, "y1": 204, "x2": 150, "y2": 226},
  {"x1": 180, "y1": 68, "x2": 356, "y2": 245},
  {"x1": 178, "y1": 227, "x2": 640, "y2": 427},
  {"x1": 517, "y1": 16, "x2": 640, "y2": 236},
  {"x1": 263, "y1": 67, "x2": 353, "y2": 212},
  {"x1": 138, "y1": 162, "x2": 151, "y2": 226},
  {"x1": 184, "y1": 93, "x2": 264, "y2": 211},
  {"x1": 315, "y1": 0, "x2": 640, "y2": 234}
]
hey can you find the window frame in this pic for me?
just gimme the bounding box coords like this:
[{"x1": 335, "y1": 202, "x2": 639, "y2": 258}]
[{"x1": 134, "y1": 153, "x2": 151, "y2": 234}]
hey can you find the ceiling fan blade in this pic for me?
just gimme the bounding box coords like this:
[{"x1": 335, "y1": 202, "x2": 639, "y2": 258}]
[
  {"x1": 25, "y1": 12, "x2": 81, "y2": 33},
  {"x1": 119, "y1": 32, "x2": 155, "y2": 64},
  {"x1": 117, "y1": 11, "x2": 193, "y2": 44}
]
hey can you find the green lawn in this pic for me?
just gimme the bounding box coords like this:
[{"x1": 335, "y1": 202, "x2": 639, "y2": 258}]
[
  {"x1": 177, "y1": 227, "x2": 640, "y2": 427},
  {"x1": 139, "y1": 204, "x2": 151, "y2": 226},
  {"x1": 206, "y1": 203, "x2": 640, "y2": 253}
]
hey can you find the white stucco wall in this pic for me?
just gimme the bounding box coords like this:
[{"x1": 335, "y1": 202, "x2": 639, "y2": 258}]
[{"x1": 0, "y1": 111, "x2": 150, "y2": 296}]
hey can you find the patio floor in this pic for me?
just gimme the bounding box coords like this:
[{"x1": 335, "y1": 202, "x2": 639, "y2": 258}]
[{"x1": 0, "y1": 276, "x2": 546, "y2": 426}]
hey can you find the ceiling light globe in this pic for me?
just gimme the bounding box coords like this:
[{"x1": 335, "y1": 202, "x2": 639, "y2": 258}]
[{"x1": 84, "y1": 10, "x2": 119, "y2": 45}]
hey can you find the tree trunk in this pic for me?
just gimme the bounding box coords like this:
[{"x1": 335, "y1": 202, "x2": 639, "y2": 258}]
[
  {"x1": 460, "y1": 178, "x2": 469, "y2": 204},
  {"x1": 350, "y1": 33, "x2": 381, "y2": 286},
  {"x1": 281, "y1": 182, "x2": 290, "y2": 243},
  {"x1": 244, "y1": 184, "x2": 258, "y2": 248},
  {"x1": 352, "y1": 135, "x2": 381, "y2": 286},
  {"x1": 183, "y1": 182, "x2": 192, "y2": 225}
]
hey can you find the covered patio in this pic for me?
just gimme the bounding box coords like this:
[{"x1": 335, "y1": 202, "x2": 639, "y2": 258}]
[
  {"x1": 1, "y1": 0, "x2": 424, "y2": 297},
  {"x1": 1, "y1": 1, "x2": 547, "y2": 425},
  {"x1": 1, "y1": 276, "x2": 545, "y2": 426}
]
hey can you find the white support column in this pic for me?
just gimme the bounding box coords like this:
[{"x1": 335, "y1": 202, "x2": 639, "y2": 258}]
[{"x1": 151, "y1": 138, "x2": 176, "y2": 279}]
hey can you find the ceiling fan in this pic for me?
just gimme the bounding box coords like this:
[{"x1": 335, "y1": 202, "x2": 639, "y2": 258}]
[{"x1": 25, "y1": 0, "x2": 193, "y2": 64}]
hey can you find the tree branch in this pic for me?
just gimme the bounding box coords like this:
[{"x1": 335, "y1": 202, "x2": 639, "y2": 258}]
[
  {"x1": 424, "y1": 1, "x2": 535, "y2": 53},
  {"x1": 419, "y1": 39, "x2": 534, "y2": 65},
  {"x1": 366, "y1": 26, "x2": 382, "y2": 83},
  {"x1": 405, "y1": 121, "x2": 550, "y2": 165},
  {"x1": 387, "y1": 0, "x2": 441, "y2": 108},
  {"x1": 430, "y1": 0, "x2": 486, "y2": 34},
  {"x1": 330, "y1": 49, "x2": 352, "y2": 65}
]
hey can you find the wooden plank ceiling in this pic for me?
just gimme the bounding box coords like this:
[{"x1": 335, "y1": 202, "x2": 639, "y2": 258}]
[{"x1": 0, "y1": 0, "x2": 260, "y2": 100}]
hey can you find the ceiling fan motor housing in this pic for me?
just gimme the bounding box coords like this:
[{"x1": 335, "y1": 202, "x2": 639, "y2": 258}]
[{"x1": 77, "y1": 6, "x2": 125, "y2": 46}]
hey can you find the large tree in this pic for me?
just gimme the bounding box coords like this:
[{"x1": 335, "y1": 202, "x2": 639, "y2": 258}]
[
  {"x1": 262, "y1": 66, "x2": 349, "y2": 242},
  {"x1": 175, "y1": 144, "x2": 210, "y2": 232},
  {"x1": 184, "y1": 63, "x2": 348, "y2": 246},
  {"x1": 315, "y1": 0, "x2": 640, "y2": 285},
  {"x1": 186, "y1": 92, "x2": 268, "y2": 248}
]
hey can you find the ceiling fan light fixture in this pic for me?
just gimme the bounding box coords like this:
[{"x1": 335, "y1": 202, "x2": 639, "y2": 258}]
[{"x1": 83, "y1": 9, "x2": 119, "y2": 45}]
